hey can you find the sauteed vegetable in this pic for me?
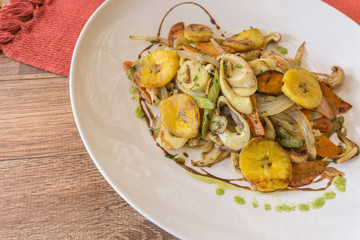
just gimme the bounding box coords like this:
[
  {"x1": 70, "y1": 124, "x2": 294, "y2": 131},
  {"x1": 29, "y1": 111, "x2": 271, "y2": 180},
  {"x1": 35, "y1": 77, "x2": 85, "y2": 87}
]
[{"x1": 123, "y1": 3, "x2": 358, "y2": 193}]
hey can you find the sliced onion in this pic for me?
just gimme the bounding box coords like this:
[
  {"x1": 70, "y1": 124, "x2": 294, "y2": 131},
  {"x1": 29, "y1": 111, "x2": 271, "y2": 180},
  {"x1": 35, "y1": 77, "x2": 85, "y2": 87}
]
[
  {"x1": 256, "y1": 94, "x2": 294, "y2": 117},
  {"x1": 216, "y1": 96, "x2": 250, "y2": 151},
  {"x1": 271, "y1": 112, "x2": 296, "y2": 123},
  {"x1": 269, "y1": 116, "x2": 300, "y2": 135},
  {"x1": 263, "y1": 116, "x2": 276, "y2": 139},
  {"x1": 129, "y1": 35, "x2": 168, "y2": 45},
  {"x1": 159, "y1": 86, "x2": 168, "y2": 99},
  {"x1": 210, "y1": 38, "x2": 226, "y2": 55},
  {"x1": 177, "y1": 50, "x2": 219, "y2": 69},
  {"x1": 284, "y1": 106, "x2": 316, "y2": 160}
]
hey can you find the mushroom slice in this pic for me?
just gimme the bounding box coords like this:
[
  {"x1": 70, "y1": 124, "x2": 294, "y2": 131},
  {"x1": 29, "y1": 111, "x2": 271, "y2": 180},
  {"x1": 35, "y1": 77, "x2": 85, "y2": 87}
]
[
  {"x1": 192, "y1": 144, "x2": 230, "y2": 167},
  {"x1": 218, "y1": 127, "x2": 249, "y2": 151},
  {"x1": 262, "y1": 32, "x2": 282, "y2": 48},
  {"x1": 209, "y1": 114, "x2": 228, "y2": 134},
  {"x1": 219, "y1": 59, "x2": 253, "y2": 114},
  {"x1": 264, "y1": 55, "x2": 291, "y2": 73},
  {"x1": 159, "y1": 124, "x2": 188, "y2": 150},
  {"x1": 249, "y1": 58, "x2": 278, "y2": 75},
  {"x1": 323, "y1": 131, "x2": 359, "y2": 163},
  {"x1": 233, "y1": 85, "x2": 257, "y2": 97},
  {"x1": 216, "y1": 96, "x2": 251, "y2": 151},
  {"x1": 188, "y1": 137, "x2": 214, "y2": 150},
  {"x1": 206, "y1": 132, "x2": 224, "y2": 146},
  {"x1": 177, "y1": 50, "x2": 219, "y2": 69},
  {"x1": 217, "y1": 54, "x2": 257, "y2": 88},
  {"x1": 239, "y1": 50, "x2": 261, "y2": 61},
  {"x1": 147, "y1": 86, "x2": 169, "y2": 106},
  {"x1": 231, "y1": 153, "x2": 241, "y2": 173},
  {"x1": 285, "y1": 149, "x2": 308, "y2": 164},
  {"x1": 176, "y1": 59, "x2": 210, "y2": 96},
  {"x1": 312, "y1": 66, "x2": 344, "y2": 89},
  {"x1": 146, "y1": 87, "x2": 161, "y2": 106}
]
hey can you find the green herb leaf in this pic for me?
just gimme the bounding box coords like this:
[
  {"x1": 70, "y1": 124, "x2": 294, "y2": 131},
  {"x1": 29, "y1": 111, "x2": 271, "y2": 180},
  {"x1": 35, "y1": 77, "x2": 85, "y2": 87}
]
[
  {"x1": 276, "y1": 46, "x2": 288, "y2": 55},
  {"x1": 165, "y1": 153, "x2": 178, "y2": 159}
]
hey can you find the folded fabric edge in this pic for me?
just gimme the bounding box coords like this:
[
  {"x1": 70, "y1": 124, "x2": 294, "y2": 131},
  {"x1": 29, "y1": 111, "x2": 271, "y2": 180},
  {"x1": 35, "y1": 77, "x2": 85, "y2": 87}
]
[{"x1": 0, "y1": 0, "x2": 48, "y2": 49}]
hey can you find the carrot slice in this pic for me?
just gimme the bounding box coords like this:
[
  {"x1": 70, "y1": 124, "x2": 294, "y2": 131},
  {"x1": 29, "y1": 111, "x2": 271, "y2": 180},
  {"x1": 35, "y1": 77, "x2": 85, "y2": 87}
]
[
  {"x1": 122, "y1": 61, "x2": 133, "y2": 71},
  {"x1": 311, "y1": 117, "x2": 334, "y2": 132},
  {"x1": 315, "y1": 134, "x2": 342, "y2": 157},
  {"x1": 319, "y1": 82, "x2": 352, "y2": 114},
  {"x1": 182, "y1": 44, "x2": 200, "y2": 54},
  {"x1": 193, "y1": 42, "x2": 220, "y2": 57},
  {"x1": 256, "y1": 70, "x2": 283, "y2": 95},
  {"x1": 242, "y1": 94, "x2": 265, "y2": 136},
  {"x1": 195, "y1": 42, "x2": 236, "y2": 57},
  {"x1": 289, "y1": 160, "x2": 326, "y2": 187},
  {"x1": 315, "y1": 97, "x2": 337, "y2": 120},
  {"x1": 301, "y1": 109, "x2": 334, "y2": 132},
  {"x1": 122, "y1": 61, "x2": 152, "y2": 103},
  {"x1": 301, "y1": 109, "x2": 315, "y2": 119},
  {"x1": 168, "y1": 22, "x2": 184, "y2": 47}
]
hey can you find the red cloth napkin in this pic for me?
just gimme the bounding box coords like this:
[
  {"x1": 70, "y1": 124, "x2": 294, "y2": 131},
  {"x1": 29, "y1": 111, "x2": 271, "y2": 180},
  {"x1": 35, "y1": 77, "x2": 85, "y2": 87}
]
[
  {"x1": 0, "y1": 0, "x2": 104, "y2": 76},
  {"x1": 323, "y1": 0, "x2": 360, "y2": 25},
  {"x1": 0, "y1": 0, "x2": 359, "y2": 77}
]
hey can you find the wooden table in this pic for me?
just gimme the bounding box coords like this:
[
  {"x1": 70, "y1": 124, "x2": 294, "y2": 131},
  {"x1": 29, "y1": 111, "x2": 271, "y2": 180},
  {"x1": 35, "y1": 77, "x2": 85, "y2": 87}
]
[{"x1": 0, "y1": 1, "x2": 176, "y2": 239}]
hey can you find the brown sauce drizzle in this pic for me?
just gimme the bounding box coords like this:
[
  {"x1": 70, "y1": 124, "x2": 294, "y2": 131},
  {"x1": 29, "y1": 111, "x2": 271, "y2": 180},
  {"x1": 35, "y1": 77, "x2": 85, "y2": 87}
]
[
  {"x1": 137, "y1": 44, "x2": 154, "y2": 59},
  {"x1": 130, "y1": 3, "x2": 343, "y2": 193},
  {"x1": 136, "y1": 2, "x2": 221, "y2": 59},
  {"x1": 137, "y1": 90, "x2": 342, "y2": 193},
  {"x1": 157, "y1": 2, "x2": 221, "y2": 38}
]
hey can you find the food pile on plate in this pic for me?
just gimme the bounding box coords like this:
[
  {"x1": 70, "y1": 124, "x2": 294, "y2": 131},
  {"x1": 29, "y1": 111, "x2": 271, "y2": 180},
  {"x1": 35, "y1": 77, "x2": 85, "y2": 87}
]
[{"x1": 123, "y1": 20, "x2": 358, "y2": 193}]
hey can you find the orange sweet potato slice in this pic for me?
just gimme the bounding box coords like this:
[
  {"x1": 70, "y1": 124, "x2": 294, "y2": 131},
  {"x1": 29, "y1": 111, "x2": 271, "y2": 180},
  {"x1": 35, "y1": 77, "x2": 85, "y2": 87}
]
[
  {"x1": 168, "y1": 22, "x2": 184, "y2": 47},
  {"x1": 256, "y1": 70, "x2": 283, "y2": 95},
  {"x1": 311, "y1": 117, "x2": 334, "y2": 132},
  {"x1": 289, "y1": 160, "x2": 326, "y2": 187},
  {"x1": 319, "y1": 82, "x2": 352, "y2": 114},
  {"x1": 315, "y1": 134, "x2": 342, "y2": 157},
  {"x1": 301, "y1": 109, "x2": 334, "y2": 132}
]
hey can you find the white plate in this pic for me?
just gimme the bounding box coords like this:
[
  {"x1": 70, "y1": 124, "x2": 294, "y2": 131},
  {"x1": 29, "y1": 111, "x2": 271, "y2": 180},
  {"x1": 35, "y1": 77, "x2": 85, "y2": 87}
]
[{"x1": 70, "y1": 0, "x2": 360, "y2": 239}]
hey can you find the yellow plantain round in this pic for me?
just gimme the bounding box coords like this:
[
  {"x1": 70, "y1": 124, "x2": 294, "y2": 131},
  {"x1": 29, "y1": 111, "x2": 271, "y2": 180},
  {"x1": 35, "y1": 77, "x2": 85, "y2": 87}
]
[{"x1": 240, "y1": 138, "x2": 292, "y2": 192}]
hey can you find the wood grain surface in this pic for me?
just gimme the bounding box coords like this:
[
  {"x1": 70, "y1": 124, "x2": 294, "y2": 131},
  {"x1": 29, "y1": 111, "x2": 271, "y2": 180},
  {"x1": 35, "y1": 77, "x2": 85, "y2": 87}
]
[{"x1": 0, "y1": 1, "x2": 176, "y2": 239}]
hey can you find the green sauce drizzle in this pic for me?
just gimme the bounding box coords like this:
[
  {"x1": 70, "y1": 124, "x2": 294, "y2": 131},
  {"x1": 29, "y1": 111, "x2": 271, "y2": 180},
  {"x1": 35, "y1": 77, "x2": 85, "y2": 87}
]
[
  {"x1": 216, "y1": 188, "x2": 225, "y2": 196},
  {"x1": 311, "y1": 197, "x2": 326, "y2": 209},
  {"x1": 298, "y1": 203, "x2": 310, "y2": 212},
  {"x1": 129, "y1": 86, "x2": 137, "y2": 95},
  {"x1": 129, "y1": 86, "x2": 138, "y2": 101},
  {"x1": 275, "y1": 204, "x2": 296, "y2": 213},
  {"x1": 252, "y1": 199, "x2": 259, "y2": 208},
  {"x1": 333, "y1": 176, "x2": 346, "y2": 192},
  {"x1": 324, "y1": 191, "x2": 336, "y2": 200},
  {"x1": 276, "y1": 46, "x2": 288, "y2": 55},
  {"x1": 134, "y1": 106, "x2": 144, "y2": 119},
  {"x1": 234, "y1": 196, "x2": 245, "y2": 205},
  {"x1": 264, "y1": 204, "x2": 271, "y2": 211}
]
